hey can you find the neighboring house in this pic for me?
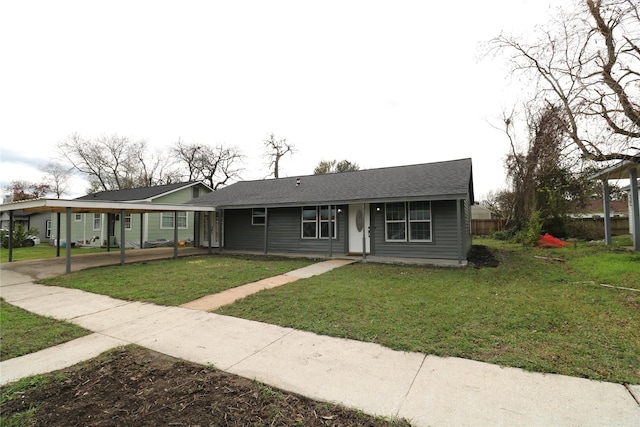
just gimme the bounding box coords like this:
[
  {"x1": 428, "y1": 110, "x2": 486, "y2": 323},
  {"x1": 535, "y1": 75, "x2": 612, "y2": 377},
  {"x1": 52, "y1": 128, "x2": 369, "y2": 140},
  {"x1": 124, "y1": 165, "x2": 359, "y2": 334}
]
[
  {"x1": 570, "y1": 199, "x2": 629, "y2": 219},
  {"x1": 0, "y1": 210, "x2": 51, "y2": 241},
  {"x1": 51, "y1": 182, "x2": 212, "y2": 247},
  {"x1": 189, "y1": 158, "x2": 474, "y2": 264},
  {"x1": 622, "y1": 180, "x2": 640, "y2": 235},
  {"x1": 471, "y1": 204, "x2": 492, "y2": 220}
]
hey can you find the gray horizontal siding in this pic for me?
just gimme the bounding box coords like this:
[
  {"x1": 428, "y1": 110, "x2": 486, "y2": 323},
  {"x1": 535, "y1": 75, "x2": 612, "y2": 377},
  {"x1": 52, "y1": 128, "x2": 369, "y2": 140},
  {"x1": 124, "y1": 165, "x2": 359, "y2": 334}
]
[
  {"x1": 370, "y1": 200, "x2": 461, "y2": 260},
  {"x1": 224, "y1": 207, "x2": 347, "y2": 255}
]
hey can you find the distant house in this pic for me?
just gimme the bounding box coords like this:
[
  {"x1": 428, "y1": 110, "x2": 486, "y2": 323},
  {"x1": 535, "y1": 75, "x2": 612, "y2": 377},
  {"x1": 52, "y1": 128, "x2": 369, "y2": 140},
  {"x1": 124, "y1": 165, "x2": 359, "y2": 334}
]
[
  {"x1": 189, "y1": 158, "x2": 474, "y2": 264},
  {"x1": 0, "y1": 210, "x2": 51, "y2": 241},
  {"x1": 570, "y1": 199, "x2": 629, "y2": 219},
  {"x1": 51, "y1": 182, "x2": 212, "y2": 247}
]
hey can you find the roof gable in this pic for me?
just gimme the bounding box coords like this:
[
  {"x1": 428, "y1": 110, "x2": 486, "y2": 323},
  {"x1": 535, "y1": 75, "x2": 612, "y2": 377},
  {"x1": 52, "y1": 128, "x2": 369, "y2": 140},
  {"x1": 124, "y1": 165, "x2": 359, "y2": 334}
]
[
  {"x1": 77, "y1": 182, "x2": 209, "y2": 202},
  {"x1": 191, "y1": 158, "x2": 473, "y2": 208}
]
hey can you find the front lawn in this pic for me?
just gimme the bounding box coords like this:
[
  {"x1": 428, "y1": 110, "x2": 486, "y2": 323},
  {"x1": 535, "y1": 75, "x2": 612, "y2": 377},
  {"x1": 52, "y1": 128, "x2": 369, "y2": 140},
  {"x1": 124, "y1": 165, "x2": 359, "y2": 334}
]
[
  {"x1": 0, "y1": 244, "x2": 108, "y2": 263},
  {"x1": 29, "y1": 240, "x2": 640, "y2": 384},
  {"x1": 0, "y1": 299, "x2": 90, "y2": 361},
  {"x1": 216, "y1": 239, "x2": 640, "y2": 384},
  {"x1": 41, "y1": 255, "x2": 315, "y2": 306}
]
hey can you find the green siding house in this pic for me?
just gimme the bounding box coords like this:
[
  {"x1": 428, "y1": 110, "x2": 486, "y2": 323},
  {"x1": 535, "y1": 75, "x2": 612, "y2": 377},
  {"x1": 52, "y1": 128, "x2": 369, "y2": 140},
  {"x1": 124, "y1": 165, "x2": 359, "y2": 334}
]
[{"x1": 50, "y1": 182, "x2": 212, "y2": 248}]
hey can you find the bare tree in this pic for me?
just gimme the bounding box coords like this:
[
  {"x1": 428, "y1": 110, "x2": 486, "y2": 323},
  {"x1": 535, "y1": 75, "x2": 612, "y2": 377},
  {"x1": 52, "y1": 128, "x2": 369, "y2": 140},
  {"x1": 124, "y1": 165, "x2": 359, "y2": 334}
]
[
  {"x1": 172, "y1": 140, "x2": 243, "y2": 189},
  {"x1": 57, "y1": 133, "x2": 178, "y2": 192},
  {"x1": 486, "y1": 0, "x2": 640, "y2": 163},
  {"x1": 263, "y1": 133, "x2": 294, "y2": 178},
  {"x1": 313, "y1": 159, "x2": 360, "y2": 174},
  {"x1": 41, "y1": 161, "x2": 72, "y2": 198}
]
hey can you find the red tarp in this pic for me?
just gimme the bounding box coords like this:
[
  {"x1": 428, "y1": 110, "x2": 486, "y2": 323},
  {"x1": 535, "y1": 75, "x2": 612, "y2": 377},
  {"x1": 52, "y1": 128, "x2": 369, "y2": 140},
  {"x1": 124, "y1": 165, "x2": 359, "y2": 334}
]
[{"x1": 537, "y1": 233, "x2": 570, "y2": 248}]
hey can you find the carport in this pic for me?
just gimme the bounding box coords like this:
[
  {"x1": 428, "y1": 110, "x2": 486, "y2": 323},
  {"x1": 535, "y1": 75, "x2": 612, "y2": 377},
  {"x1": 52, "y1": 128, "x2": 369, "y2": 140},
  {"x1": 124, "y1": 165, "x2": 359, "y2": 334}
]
[
  {"x1": 589, "y1": 160, "x2": 639, "y2": 250},
  {"x1": 0, "y1": 198, "x2": 214, "y2": 273}
]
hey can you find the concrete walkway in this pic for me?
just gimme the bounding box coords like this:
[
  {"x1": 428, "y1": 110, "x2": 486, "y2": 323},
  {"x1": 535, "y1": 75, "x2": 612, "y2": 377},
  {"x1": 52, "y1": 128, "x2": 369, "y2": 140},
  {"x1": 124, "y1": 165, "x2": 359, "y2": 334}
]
[{"x1": 1, "y1": 258, "x2": 639, "y2": 426}]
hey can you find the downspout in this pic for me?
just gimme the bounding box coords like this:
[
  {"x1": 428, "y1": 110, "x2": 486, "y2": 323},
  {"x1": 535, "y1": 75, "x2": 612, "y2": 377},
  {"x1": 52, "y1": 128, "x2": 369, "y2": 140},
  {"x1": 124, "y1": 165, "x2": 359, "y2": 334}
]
[
  {"x1": 602, "y1": 180, "x2": 612, "y2": 246},
  {"x1": 120, "y1": 209, "x2": 126, "y2": 266},
  {"x1": 630, "y1": 168, "x2": 640, "y2": 251}
]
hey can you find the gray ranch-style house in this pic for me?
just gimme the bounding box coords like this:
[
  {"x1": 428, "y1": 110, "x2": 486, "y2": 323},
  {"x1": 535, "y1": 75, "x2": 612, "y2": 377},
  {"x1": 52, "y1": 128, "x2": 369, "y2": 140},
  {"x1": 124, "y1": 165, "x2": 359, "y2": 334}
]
[{"x1": 190, "y1": 158, "x2": 474, "y2": 265}]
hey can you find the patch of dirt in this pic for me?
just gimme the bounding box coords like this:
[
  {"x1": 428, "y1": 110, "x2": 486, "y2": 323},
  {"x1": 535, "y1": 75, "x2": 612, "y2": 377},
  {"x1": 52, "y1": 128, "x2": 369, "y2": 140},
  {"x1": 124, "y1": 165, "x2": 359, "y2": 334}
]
[
  {"x1": 467, "y1": 245, "x2": 500, "y2": 268},
  {"x1": 1, "y1": 347, "x2": 410, "y2": 426}
]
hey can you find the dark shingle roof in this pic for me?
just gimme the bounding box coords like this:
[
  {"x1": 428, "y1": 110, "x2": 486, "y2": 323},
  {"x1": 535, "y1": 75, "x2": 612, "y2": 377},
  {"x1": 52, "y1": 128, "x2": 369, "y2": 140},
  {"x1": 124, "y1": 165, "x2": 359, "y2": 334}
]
[
  {"x1": 76, "y1": 182, "x2": 199, "y2": 202},
  {"x1": 190, "y1": 158, "x2": 473, "y2": 208}
]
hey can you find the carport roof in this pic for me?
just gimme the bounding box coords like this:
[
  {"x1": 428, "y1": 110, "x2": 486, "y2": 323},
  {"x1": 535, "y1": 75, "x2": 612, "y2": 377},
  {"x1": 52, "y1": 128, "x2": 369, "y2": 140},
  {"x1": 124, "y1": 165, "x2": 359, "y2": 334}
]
[
  {"x1": 0, "y1": 198, "x2": 211, "y2": 214},
  {"x1": 588, "y1": 160, "x2": 639, "y2": 180}
]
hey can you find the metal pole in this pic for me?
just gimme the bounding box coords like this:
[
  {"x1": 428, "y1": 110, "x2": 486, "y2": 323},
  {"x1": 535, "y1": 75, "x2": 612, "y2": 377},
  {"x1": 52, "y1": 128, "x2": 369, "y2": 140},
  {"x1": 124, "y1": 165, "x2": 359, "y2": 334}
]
[
  {"x1": 362, "y1": 202, "x2": 366, "y2": 262},
  {"x1": 140, "y1": 213, "x2": 144, "y2": 249},
  {"x1": 8, "y1": 210, "x2": 13, "y2": 262},
  {"x1": 630, "y1": 168, "x2": 640, "y2": 251},
  {"x1": 56, "y1": 212, "x2": 61, "y2": 257},
  {"x1": 65, "y1": 207, "x2": 72, "y2": 274},
  {"x1": 263, "y1": 207, "x2": 268, "y2": 255},
  {"x1": 602, "y1": 180, "x2": 612, "y2": 246},
  {"x1": 328, "y1": 205, "x2": 333, "y2": 258},
  {"x1": 120, "y1": 209, "x2": 126, "y2": 266},
  {"x1": 208, "y1": 211, "x2": 213, "y2": 255},
  {"x1": 173, "y1": 211, "x2": 179, "y2": 259}
]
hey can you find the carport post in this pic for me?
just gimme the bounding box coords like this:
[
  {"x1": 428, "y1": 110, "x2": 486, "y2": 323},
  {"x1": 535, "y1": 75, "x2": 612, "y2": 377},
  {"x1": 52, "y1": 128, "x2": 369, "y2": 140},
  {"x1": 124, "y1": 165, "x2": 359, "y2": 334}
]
[
  {"x1": 263, "y1": 207, "x2": 268, "y2": 255},
  {"x1": 328, "y1": 205, "x2": 333, "y2": 258},
  {"x1": 602, "y1": 180, "x2": 612, "y2": 246},
  {"x1": 120, "y1": 209, "x2": 126, "y2": 266},
  {"x1": 56, "y1": 212, "x2": 61, "y2": 257},
  {"x1": 8, "y1": 210, "x2": 14, "y2": 262},
  {"x1": 173, "y1": 211, "x2": 179, "y2": 259},
  {"x1": 362, "y1": 202, "x2": 366, "y2": 262},
  {"x1": 65, "y1": 207, "x2": 72, "y2": 274},
  {"x1": 630, "y1": 168, "x2": 640, "y2": 251},
  {"x1": 207, "y1": 210, "x2": 213, "y2": 255},
  {"x1": 139, "y1": 213, "x2": 144, "y2": 249}
]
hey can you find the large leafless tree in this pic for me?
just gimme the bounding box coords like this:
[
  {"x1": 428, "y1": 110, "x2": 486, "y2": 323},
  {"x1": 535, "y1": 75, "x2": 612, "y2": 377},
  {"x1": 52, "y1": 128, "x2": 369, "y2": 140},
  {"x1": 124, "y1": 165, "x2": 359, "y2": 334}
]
[
  {"x1": 57, "y1": 133, "x2": 179, "y2": 192},
  {"x1": 172, "y1": 139, "x2": 243, "y2": 190},
  {"x1": 41, "y1": 161, "x2": 72, "y2": 198},
  {"x1": 487, "y1": 0, "x2": 639, "y2": 163},
  {"x1": 263, "y1": 133, "x2": 294, "y2": 178}
]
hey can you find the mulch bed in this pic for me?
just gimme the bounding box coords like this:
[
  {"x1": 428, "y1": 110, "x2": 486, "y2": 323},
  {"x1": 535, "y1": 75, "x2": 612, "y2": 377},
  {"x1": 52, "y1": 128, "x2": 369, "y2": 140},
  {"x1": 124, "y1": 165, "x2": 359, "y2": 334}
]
[
  {"x1": 1, "y1": 347, "x2": 410, "y2": 426},
  {"x1": 467, "y1": 245, "x2": 500, "y2": 268}
]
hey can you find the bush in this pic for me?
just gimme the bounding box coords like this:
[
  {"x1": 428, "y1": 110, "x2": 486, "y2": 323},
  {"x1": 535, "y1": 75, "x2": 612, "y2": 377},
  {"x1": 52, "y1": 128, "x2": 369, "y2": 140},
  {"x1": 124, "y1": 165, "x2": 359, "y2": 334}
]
[
  {"x1": 0, "y1": 223, "x2": 39, "y2": 248},
  {"x1": 524, "y1": 211, "x2": 543, "y2": 246},
  {"x1": 492, "y1": 228, "x2": 518, "y2": 241}
]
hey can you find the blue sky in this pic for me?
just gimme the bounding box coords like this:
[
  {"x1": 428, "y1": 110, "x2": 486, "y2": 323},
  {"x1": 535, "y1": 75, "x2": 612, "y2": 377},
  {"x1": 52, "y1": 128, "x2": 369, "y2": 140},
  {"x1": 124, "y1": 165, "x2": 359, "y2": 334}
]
[{"x1": 1, "y1": 0, "x2": 559, "y2": 200}]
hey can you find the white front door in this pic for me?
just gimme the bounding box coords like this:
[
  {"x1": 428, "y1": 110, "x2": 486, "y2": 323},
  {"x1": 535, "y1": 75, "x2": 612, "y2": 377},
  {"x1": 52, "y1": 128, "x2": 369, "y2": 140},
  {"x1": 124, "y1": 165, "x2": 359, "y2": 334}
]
[{"x1": 348, "y1": 204, "x2": 370, "y2": 254}]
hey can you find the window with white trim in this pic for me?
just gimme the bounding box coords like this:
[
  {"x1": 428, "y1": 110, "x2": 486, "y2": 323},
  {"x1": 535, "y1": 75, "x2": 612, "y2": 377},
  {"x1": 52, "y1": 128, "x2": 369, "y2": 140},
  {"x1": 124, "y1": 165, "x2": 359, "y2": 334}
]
[
  {"x1": 252, "y1": 208, "x2": 266, "y2": 225},
  {"x1": 385, "y1": 201, "x2": 432, "y2": 242},
  {"x1": 161, "y1": 212, "x2": 188, "y2": 229},
  {"x1": 302, "y1": 206, "x2": 336, "y2": 239},
  {"x1": 124, "y1": 213, "x2": 132, "y2": 230},
  {"x1": 74, "y1": 213, "x2": 82, "y2": 222},
  {"x1": 93, "y1": 214, "x2": 101, "y2": 231},
  {"x1": 46, "y1": 220, "x2": 52, "y2": 238},
  {"x1": 409, "y1": 201, "x2": 432, "y2": 241}
]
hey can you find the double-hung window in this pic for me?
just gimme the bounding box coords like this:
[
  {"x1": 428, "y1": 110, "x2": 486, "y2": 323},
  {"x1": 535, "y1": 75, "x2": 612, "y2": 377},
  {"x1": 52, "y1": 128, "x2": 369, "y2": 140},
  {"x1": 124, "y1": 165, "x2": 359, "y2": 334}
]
[
  {"x1": 252, "y1": 208, "x2": 266, "y2": 225},
  {"x1": 161, "y1": 212, "x2": 188, "y2": 229},
  {"x1": 124, "y1": 213, "x2": 132, "y2": 230},
  {"x1": 385, "y1": 201, "x2": 432, "y2": 242},
  {"x1": 302, "y1": 206, "x2": 336, "y2": 239},
  {"x1": 93, "y1": 214, "x2": 101, "y2": 231}
]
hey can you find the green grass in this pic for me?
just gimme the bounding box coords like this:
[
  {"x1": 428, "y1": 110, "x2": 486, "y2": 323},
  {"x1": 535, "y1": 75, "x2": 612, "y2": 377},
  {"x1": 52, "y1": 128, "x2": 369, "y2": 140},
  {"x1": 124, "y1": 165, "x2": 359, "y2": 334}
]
[
  {"x1": 41, "y1": 255, "x2": 315, "y2": 305},
  {"x1": 0, "y1": 299, "x2": 90, "y2": 361},
  {"x1": 0, "y1": 243, "x2": 108, "y2": 263},
  {"x1": 216, "y1": 239, "x2": 640, "y2": 384}
]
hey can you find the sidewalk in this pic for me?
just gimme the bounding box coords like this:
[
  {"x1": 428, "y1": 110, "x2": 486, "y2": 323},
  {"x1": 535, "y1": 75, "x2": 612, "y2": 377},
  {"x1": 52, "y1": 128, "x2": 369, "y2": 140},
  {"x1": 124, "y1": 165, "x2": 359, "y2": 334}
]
[{"x1": 1, "y1": 262, "x2": 639, "y2": 426}]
